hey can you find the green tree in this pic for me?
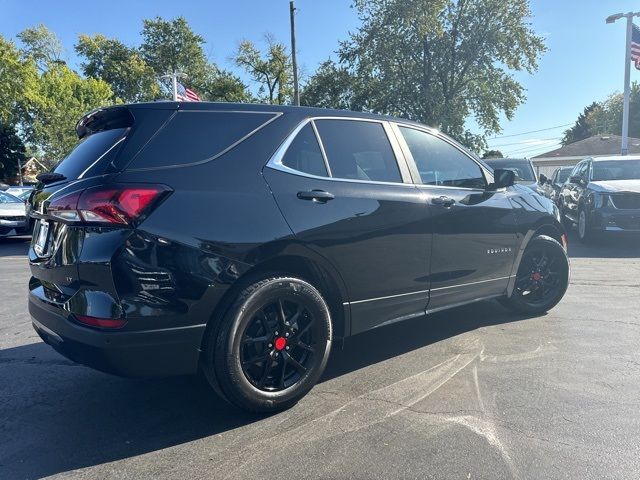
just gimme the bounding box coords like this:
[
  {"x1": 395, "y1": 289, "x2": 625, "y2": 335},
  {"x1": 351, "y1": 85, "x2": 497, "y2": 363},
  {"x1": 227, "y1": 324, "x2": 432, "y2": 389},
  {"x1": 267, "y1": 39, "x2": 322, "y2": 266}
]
[
  {"x1": 140, "y1": 17, "x2": 209, "y2": 88},
  {"x1": 482, "y1": 149, "x2": 503, "y2": 159},
  {"x1": 561, "y1": 102, "x2": 598, "y2": 145},
  {"x1": 0, "y1": 121, "x2": 26, "y2": 183},
  {"x1": 27, "y1": 64, "x2": 114, "y2": 164},
  {"x1": 75, "y1": 34, "x2": 160, "y2": 102},
  {"x1": 0, "y1": 36, "x2": 38, "y2": 125},
  {"x1": 301, "y1": 59, "x2": 367, "y2": 110},
  {"x1": 306, "y1": 0, "x2": 545, "y2": 150},
  {"x1": 564, "y1": 83, "x2": 640, "y2": 144},
  {"x1": 234, "y1": 35, "x2": 292, "y2": 104},
  {"x1": 201, "y1": 65, "x2": 252, "y2": 102},
  {"x1": 17, "y1": 24, "x2": 64, "y2": 71}
]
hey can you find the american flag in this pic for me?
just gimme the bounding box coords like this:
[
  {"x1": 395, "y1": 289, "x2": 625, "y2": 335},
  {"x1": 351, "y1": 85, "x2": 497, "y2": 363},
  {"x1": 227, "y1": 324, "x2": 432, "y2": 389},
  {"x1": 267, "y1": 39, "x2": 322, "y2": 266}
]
[
  {"x1": 176, "y1": 82, "x2": 201, "y2": 102},
  {"x1": 632, "y1": 23, "x2": 640, "y2": 70}
]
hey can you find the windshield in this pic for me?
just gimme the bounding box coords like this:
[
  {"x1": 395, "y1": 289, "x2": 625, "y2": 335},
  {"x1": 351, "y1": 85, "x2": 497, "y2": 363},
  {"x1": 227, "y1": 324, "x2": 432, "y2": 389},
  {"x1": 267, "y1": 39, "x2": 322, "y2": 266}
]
[
  {"x1": 0, "y1": 192, "x2": 22, "y2": 204},
  {"x1": 486, "y1": 160, "x2": 536, "y2": 182},
  {"x1": 557, "y1": 168, "x2": 571, "y2": 184},
  {"x1": 591, "y1": 160, "x2": 640, "y2": 181}
]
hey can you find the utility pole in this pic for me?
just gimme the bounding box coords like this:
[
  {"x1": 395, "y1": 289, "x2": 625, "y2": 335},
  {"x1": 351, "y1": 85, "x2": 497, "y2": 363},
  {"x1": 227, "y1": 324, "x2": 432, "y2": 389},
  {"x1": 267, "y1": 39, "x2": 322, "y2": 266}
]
[
  {"x1": 17, "y1": 157, "x2": 23, "y2": 186},
  {"x1": 160, "y1": 70, "x2": 187, "y2": 101},
  {"x1": 606, "y1": 11, "x2": 640, "y2": 155},
  {"x1": 290, "y1": 1, "x2": 300, "y2": 106}
]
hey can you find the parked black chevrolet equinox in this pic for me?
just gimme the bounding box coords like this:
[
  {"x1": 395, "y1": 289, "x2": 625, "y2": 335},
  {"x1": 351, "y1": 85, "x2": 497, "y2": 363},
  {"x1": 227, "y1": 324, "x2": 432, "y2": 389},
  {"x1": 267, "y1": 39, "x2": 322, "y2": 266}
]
[{"x1": 28, "y1": 102, "x2": 569, "y2": 412}]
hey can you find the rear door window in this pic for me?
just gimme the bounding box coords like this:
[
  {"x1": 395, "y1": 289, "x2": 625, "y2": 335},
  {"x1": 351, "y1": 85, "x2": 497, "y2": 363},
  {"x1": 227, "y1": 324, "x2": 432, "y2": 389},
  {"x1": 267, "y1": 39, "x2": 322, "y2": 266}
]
[
  {"x1": 128, "y1": 111, "x2": 278, "y2": 169},
  {"x1": 314, "y1": 119, "x2": 402, "y2": 183},
  {"x1": 281, "y1": 124, "x2": 328, "y2": 177},
  {"x1": 52, "y1": 128, "x2": 127, "y2": 180}
]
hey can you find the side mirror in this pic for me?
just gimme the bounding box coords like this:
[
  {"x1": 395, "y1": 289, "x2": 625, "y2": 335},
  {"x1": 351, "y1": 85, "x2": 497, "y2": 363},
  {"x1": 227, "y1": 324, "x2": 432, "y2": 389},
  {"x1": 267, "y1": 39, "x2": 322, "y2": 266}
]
[
  {"x1": 489, "y1": 168, "x2": 515, "y2": 189},
  {"x1": 539, "y1": 174, "x2": 548, "y2": 184}
]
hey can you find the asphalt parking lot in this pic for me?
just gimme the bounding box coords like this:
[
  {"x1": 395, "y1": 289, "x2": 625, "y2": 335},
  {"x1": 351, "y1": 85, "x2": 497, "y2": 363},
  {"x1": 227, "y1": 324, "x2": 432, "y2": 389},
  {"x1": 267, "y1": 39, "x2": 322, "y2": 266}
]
[{"x1": 1, "y1": 233, "x2": 639, "y2": 480}]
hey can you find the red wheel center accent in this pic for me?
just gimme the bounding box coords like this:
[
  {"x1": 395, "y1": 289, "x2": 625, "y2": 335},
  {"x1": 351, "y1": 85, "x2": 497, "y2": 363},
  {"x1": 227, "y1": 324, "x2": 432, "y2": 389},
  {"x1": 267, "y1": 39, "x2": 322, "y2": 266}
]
[
  {"x1": 274, "y1": 337, "x2": 287, "y2": 351},
  {"x1": 531, "y1": 272, "x2": 542, "y2": 281}
]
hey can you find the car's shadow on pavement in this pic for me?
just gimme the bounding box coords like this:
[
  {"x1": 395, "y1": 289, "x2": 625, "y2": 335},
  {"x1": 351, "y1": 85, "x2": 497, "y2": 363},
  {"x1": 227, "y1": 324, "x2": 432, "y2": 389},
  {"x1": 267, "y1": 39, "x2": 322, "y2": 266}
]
[
  {"x1": 0, "y1": 300, "x2": 533, "y2": 479},
  {"x1": 565, "y1": 229, "x2": 640, "y2": 258},
  {"x1": 0, "y1": 236, "x2": 30, "y2": 257}
]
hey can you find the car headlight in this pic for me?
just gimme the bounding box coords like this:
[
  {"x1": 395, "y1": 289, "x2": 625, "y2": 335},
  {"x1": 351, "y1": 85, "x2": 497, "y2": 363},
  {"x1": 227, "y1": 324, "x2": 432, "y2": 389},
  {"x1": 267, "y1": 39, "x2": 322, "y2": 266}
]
[{"x1": 592, "y1": 193, "x2": 612, "y2": 208}]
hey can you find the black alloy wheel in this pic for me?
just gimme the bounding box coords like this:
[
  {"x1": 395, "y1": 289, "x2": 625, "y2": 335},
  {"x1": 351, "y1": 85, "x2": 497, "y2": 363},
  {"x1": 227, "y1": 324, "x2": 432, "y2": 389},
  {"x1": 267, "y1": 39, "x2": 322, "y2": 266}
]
[
  {"x1": 501, "y1": 235, "x2": 569, "y2": 314},
  {"x1": 240, "y1": 297, "x2": 317, "y2": 391},
  {"x1": 202, "y1": 277, "x2": 332, "y2": 412}
]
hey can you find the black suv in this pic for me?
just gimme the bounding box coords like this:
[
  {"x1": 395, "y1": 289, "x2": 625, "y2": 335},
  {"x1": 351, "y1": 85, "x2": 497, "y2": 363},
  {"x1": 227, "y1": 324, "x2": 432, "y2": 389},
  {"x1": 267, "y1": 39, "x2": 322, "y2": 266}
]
[
  {"x1": 559, "y1": 155, "x2": 640, "y2": 242},
  {"x1": 28, "y1": 103, "x2": 569, "y2": 412}
]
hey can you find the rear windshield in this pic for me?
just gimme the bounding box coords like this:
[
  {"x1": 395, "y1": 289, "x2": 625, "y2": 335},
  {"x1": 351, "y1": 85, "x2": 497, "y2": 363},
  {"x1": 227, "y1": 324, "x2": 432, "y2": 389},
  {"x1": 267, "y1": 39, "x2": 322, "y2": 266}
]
[
  {"x1": 127, "y1": 111, "x2": 278, "y2": 169},
  {"x1": 53, "y1": 128, "x2": 127, "y2": 180}
]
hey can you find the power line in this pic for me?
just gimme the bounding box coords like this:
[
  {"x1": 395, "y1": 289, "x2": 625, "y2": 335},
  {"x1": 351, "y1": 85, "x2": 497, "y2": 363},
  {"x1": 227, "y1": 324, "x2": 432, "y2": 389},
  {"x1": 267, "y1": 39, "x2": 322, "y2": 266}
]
[
  {"x1": 488, "y1": 123, "x2": 573, "y2": 140},
  {"x1": 490, "y1": 136, "x2": 562, "y2": 148},
  {"x1": 505, "y1": 142, "x2": 561, "y2": 155},
  {"x1": 504, "y1": 142, "x2": 562, "y2": 156}
]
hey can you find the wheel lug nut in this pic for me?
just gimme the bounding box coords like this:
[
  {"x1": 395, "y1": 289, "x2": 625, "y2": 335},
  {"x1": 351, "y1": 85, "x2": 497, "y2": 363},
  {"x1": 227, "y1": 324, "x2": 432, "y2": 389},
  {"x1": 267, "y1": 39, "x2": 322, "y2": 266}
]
[
  {"x1": 285, "y1": 332, "x2": 289, "y2": 337},
  {"x1": 268, "y1": 343, "x2": 272, "y2": 348},
  {"x1": 274, "y1": 331, "x2": 279, "y2": 336},
  {"x1": 286, "y1": 346, "x2": 290, "y2": 350}
]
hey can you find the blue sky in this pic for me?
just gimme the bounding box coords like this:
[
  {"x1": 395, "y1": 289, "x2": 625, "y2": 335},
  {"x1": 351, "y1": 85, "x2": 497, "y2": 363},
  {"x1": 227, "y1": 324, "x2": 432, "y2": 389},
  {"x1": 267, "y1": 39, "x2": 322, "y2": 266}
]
[{"x1": 1, "y1": 0, "x2": 639, "y2": 156}]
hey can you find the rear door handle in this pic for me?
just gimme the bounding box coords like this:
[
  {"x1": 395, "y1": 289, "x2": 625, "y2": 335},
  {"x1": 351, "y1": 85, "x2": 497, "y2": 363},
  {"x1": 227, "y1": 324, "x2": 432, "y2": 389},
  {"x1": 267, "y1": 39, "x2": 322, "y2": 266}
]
[
  {"x1": 431, "y1": 196, "x2": 455, "y2": 207},
  {"x1": 297, "y1": 190, "x2": 335, "y2": 203}
]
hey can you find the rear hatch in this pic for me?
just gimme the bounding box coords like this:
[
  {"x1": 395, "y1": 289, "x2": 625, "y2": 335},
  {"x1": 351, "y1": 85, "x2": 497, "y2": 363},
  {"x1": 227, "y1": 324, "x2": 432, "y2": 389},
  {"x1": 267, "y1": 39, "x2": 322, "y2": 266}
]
[{"x1": 28, "y1": 104, "x2": 175, "y2": 300}]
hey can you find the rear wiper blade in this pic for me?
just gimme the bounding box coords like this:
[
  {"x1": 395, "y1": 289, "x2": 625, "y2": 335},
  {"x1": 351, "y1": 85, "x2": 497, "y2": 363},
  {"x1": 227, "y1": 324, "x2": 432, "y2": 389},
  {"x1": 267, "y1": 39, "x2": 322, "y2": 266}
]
[{"x1": 36, "y1": 172, "x2": 67, "y2": 184}]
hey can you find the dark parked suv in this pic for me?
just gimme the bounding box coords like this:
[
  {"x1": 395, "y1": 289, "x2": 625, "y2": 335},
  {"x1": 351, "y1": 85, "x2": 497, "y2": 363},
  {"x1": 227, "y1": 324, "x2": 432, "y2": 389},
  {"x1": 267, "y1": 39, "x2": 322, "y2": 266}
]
[
  {"x1": 559, "y1": 155, "x2": 640, "y2": 242},
  {"x1": 28, "y1": 102, "x2": 569, "y2": 412}
]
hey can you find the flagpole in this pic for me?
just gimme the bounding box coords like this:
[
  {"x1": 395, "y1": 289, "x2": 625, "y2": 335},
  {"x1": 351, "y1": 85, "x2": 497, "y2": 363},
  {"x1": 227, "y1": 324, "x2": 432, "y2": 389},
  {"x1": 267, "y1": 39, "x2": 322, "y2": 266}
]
[
  {"x1": 172, "y1": 70, "x2": 178, "y2": 101},
  {"x1": 607, "y1": 11, "x2": 640, "y2": 155},
  {"x1": 622, "y1": 15, "x2": 633, "y2": 155},
  {"x1": 160, "y1": 71, "x2": 187, "y2": 101}
]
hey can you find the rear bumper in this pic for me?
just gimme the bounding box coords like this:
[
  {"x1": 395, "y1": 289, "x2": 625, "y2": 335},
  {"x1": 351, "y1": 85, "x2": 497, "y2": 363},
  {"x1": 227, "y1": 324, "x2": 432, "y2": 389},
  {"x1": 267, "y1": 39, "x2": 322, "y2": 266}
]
[{"x1": 29, "y1": 293, "x2": 205, "y2": 377}]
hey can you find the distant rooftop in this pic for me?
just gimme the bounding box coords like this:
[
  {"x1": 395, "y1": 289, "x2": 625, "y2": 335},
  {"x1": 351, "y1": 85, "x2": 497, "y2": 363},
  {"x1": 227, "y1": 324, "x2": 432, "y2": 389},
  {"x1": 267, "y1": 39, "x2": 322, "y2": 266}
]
[{"x1": 533, "y1": 135, "x2": 640, "y2": 158}]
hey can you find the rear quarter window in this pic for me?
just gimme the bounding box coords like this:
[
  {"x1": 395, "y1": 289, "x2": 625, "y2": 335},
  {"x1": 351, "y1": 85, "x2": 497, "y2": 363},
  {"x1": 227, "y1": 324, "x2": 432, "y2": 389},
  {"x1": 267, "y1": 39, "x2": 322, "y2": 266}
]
[
  {"x1": 52, "y1": 128, "x2": 127, "y2": 180},
  {"x1": 127, "y1": 111, "x2": 278, "y2": 169}
]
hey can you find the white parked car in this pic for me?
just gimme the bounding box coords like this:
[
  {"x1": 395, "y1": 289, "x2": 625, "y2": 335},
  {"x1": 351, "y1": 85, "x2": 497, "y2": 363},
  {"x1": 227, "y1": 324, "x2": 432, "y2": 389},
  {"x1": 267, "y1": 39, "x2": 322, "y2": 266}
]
[{"x1": 0, "y1": 191, "x2": 30, "y2": 238}]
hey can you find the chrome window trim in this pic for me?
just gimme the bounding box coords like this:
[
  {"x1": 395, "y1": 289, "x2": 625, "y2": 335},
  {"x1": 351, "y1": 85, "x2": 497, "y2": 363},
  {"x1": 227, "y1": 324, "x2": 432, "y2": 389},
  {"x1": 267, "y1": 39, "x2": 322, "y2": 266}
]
[
  {"x1": 342, "y1": 275, "x2": 514, "y2": 305},
  {"x1": 265, "y1": 116, "x2": 415, "y2": 187},
  {"x1": 78, "y1": 135, "x2": 126, "y2": 179},
  {"x1": 309, "y1": 120, "x2": 332, "y2": 177}
]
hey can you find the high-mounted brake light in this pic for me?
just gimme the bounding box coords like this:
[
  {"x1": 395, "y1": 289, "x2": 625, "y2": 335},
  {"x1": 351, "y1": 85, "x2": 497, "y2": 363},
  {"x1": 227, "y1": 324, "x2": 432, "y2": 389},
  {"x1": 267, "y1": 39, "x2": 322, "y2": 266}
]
[{"x1": 48, "y1": 184, "x2": 170, "y2": 226}]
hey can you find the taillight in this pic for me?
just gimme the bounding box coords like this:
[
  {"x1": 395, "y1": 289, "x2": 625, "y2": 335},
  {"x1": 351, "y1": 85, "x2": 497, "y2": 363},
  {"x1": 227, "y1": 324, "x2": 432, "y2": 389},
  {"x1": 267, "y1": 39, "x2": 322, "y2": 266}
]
[
  {"x1": 74, "y1": 314, "x2": 127, "y2": 329},
  {"x1": 48, "y1": 184, "x2": 170, "y2": 226}
]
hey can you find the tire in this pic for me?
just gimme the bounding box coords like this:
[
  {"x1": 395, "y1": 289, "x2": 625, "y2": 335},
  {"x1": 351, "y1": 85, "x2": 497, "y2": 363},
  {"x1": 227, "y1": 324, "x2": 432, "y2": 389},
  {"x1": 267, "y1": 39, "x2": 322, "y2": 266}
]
[
  {"x1": 500, "y1": 235, "x2": 569, "y2": 315},
  {"x1": 577, "y1": 207, "x2": 598, "y2": 243},
  {"x1": 202, "y1": 276, "x2": 332, "y2": 412}
]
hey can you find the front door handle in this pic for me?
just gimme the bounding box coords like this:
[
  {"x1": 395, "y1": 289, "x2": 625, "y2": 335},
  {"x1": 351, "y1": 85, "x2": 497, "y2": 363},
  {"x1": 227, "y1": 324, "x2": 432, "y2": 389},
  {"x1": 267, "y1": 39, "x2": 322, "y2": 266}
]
[
  {"x1": 431, "y1": 195, "x2": 455, "y2": 207},
  {"x1": 297, "y1": 190, "x2": 335, "y2": 203}
]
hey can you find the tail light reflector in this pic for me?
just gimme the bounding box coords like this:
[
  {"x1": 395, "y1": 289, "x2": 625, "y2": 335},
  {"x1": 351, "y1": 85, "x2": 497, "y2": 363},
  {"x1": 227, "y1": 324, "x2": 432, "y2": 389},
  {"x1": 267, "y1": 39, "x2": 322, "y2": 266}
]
[
  {"x1": 74, "y1": 315, "x2": 127, "y2": 329},
  {"x1": 48, "y1": 184, "x2": 170, "y2": 226}
]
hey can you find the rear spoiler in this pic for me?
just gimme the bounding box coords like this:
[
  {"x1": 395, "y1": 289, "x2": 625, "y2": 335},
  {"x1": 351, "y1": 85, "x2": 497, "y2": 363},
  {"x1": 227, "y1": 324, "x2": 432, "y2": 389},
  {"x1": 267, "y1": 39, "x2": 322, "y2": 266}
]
[{"x1": 75, "y1": 106, "x2": 135, "y2": 139}]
